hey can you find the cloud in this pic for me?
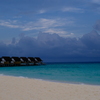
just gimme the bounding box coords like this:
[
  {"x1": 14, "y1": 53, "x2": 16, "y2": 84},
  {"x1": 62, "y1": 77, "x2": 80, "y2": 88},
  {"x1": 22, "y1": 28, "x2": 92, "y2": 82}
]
[
  {"x1": 80, "y1": 30, "x2": 100, "y2": 49},
  {"x1": 0, "y1": 18, "x2": 64, "y2": 30},
  {"x1": 91, "y1": 0, "x2": 100, "y2": 4},
  {"x1": 94, "y1": 20, "x2": 100, "y2": 31},
  {"x1": 0, "y1": 18, "x2": 75, "y2": 37},
  {"x1": 36, "y1": 18, "x2": 66, "y2": 28},
  {"x1": 11, "y1": 37, "x2": 16, "y2": 44},
  {"x1": 43, "y1": 29, "x2": 67, "y2": 36},
  {"x1": 16, "y1": 9, "x2": 47, "y2": 17},
  {"x1": 89, "y1": 0, "x2": 100, "y2": 13},
  {"x1": 0, "y1": 20, "x2": 19, "y2": 28},
  {"x1": 62, "y1": 7, "x2": 84, "y2": 13},
  {"x1": 21, "y1": 18, "x2": 67, "y2": 32},
  {"x1": 38, "y1": 9, "x2": 47, "y2": 14},
  {"x1": 1, "y1": 0, "x2": 99, "y2": 18},
  {"x1": 22, "y1": 18, "x2": 75, "y2": 37},
  {"x1": 44, "y1": 29, "x2": 75, "y2": 37},
  {"x1": 0, "y1": 30, "x2": 100, "y2": 62}
]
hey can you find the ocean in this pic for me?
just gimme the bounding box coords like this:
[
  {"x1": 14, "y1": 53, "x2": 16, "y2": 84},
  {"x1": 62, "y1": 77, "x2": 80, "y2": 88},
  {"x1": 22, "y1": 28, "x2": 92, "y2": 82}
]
[{"x1": 0, "y1": 62, "x2": 100, "y2": 85}]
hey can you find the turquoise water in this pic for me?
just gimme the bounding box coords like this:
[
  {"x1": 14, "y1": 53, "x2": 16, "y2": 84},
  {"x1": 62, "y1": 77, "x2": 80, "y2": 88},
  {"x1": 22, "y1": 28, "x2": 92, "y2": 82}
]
[{"x1": 0, "y1": 62, "x2": 100, "y2": 85}]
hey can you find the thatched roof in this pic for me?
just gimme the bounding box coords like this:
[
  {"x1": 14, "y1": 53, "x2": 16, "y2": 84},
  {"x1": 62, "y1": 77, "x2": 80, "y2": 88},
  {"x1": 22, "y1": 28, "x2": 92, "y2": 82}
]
[
  {"x1": 28, "y1": 57, "x2": 36, "y2": 62},
  {"x1": 2, "y1": 56, "x2": 12, "y2": 62},
  {"x1": 12, "y1": 57, "x2": 21, "y2": 62},
  {"x1": 20, "y1": 57, "x2": 29, "y2": 62},
  {"x1": 0, "y1": 58, "x2": 2, "y2": 61},
  {"x1": 35, "y1": 57, "x2": 42, "y2": 62},
  {"x1": 0, "y1": 58, "x2": 2, "y2": 64}
]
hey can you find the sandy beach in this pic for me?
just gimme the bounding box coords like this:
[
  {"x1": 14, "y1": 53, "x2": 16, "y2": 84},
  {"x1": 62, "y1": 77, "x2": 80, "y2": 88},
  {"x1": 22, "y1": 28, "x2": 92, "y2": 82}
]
[{"x1": 0, "y1": 76, "x2": 100, "y2": 100}]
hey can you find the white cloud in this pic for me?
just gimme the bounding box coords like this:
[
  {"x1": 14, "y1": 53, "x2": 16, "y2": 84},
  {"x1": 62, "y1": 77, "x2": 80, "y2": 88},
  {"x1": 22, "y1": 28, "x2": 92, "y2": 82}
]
[
  {"x1": 91, "y1": 0, "x2": 100, "y2": 4},
  {"x1": 36, "y1": 18, "x2": 74, "y2": 28},
  {"x1": 20, "y1": 18, "x2": 59, "y2": 31},
  {"x1": 0, "y1": 18, "x2": 75, "y2": 37},
  {"x1": 36, "y1": 18, "x2": 68, "y2": 28},
  {"x1": 0, "y1": 20, "x2": 19, "y2": 28},
  {"x1": 42, "y1": 29, "x2": 75, "y2": 38},
  {"x1": 38, "y1": 9, "x2": 47, "y2": 14},
  {"x1": 31, "y1": 18, "x2": 75, "y2": 37},
  {"x1": 62, "y1": 7, "x2": 84, "y2": 13},
  {"x1": 0, "y1": 19, "x2": 63, "y2": 30},
  {"x1": 44, "y1": 29, "x2": 66, "y2": 34},
  {"x1": 43, "y1": 29, "x2": 67, "y2": 37}
]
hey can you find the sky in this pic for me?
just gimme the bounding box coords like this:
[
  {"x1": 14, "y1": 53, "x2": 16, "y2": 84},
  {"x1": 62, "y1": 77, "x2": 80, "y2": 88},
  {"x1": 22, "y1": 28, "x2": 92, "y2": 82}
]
[{"x1": 0, "y1": 0, "x2": 100, "y2": 62}]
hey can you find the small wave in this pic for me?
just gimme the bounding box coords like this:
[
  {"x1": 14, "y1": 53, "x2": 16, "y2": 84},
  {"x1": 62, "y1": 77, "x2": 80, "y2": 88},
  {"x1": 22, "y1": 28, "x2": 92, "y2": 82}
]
[
  {"x1": 18, "y1": 76, "x2": 28, "y2": 78},
  {"x1": 80, "y1": 83, "x2": 85, "y2": 85},
  {"x1": 0, "y1": 74, "x2": 28, "y2": 79},
  {"x1": 0, "y1": 74, "x2": 4, "y2": 76}
]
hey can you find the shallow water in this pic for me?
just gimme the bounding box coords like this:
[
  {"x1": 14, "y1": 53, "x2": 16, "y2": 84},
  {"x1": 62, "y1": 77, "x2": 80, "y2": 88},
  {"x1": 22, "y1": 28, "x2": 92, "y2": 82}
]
[{"x1": 0, "y1": 62, "x2": 100, "y2": 85}]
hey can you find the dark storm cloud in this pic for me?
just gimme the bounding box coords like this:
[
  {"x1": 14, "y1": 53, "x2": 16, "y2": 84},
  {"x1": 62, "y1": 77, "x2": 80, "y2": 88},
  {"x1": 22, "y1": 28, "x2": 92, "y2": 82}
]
[
  {"x1": 0, "y1": 30, "x2": 100, "y2": 62},
  {"x1": 80, "y1": 30, "x2": 100, "y2": 49}
]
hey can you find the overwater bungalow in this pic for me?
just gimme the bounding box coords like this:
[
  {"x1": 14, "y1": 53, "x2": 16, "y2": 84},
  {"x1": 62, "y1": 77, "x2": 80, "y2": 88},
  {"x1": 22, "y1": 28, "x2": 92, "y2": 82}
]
[
  {"x1": 0, "y1": 56, "x2": 44, "y2": 67},
  {"x1": 28, "y1": 57, "x2": 38, "y2": 65},
  {"x1": 0, "y1": 58, "x2": 3, "y2": 66},
  {"x1": 20, "y1": 57, "x2": 31, "y2": 66},
  {"x1": 1, "y1": 56, "x2": 13, "y2": 66},
  {"x1": 12, "y1": 57, "x2": 21, "y2": 66},
  {"x1": 35, "y1": 57, "x2": 45, "y2": 65}
]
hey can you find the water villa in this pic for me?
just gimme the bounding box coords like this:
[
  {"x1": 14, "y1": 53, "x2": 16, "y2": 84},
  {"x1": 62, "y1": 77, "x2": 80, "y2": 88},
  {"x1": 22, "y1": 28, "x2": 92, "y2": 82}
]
[{"x1": 0, "y1": 56, "x2": 44, "y2": 67}]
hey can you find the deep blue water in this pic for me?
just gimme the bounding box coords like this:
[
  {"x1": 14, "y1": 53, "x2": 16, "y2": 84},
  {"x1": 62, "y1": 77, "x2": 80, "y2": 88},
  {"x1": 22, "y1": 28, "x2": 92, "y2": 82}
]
[{"x1": 0, "y1": 62, "x2": 100, "y2": 85}]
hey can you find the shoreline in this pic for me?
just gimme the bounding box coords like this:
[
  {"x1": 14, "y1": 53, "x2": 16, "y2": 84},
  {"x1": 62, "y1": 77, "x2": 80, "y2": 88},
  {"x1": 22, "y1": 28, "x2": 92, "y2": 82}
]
[
  {"x1": 0, "y1": 74, "x2": 100, "y2": 86},
  {"x1": 0, "y1": 75, "x2": 100, "y2": 100}
]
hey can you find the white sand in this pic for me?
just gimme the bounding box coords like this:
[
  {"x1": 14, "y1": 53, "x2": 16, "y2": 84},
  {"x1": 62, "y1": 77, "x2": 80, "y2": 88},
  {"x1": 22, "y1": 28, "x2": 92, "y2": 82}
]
[{"x1": 0, "y1": 76, "x2": 100, "y2": 100}]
